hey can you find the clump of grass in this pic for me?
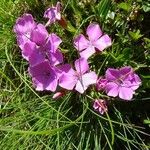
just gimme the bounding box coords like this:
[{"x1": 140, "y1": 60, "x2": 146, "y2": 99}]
[{"x1": 0, "y1": 0, "x2": 150, "y2": 149}]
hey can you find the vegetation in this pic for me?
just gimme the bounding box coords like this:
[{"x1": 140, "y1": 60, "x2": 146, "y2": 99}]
[{"x1": 0, "y1": 0, "x2": 150, "y2": 149}]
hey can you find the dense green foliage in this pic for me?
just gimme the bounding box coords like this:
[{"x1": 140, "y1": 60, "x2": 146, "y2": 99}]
[{"x1": 0, "y1": 0, "x2": 150, "y2": 149}]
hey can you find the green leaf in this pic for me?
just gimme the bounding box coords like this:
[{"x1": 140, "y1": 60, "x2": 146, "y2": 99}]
[
  {"x1": 143, "y1": 119, "x2": 150, "y2": 124},
  {"x1": 97, "y1": 0, "x2": 111, "y2": 20},
  {"x1": 128, "y1": 30, "x2": 143, "y2": 41},
  {"x1": 118, "y1": 2, "x2": 131, "y2": 12},
  {"x1": 142, "y1": 2, "x2": 150, "y2": 12}
]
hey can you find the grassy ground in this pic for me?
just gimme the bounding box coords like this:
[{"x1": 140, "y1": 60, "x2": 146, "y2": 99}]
[{"x1": 0, "y1": 0, "x2": 150, "y2": 149}]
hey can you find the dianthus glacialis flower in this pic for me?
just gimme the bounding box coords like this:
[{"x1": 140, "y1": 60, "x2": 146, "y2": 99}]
[
  {"x1": 14, "y1": 14, "x2": 63, "y2": 66},
  {"x1": 13, "y1": 14, "x2": 48, "y2": 49},
  {"x1": 28, "y1": 60, "x2": 58, "y2": 91},
  {"x1": 30, "y1": 23, "x2": 48, "y2": 46},
  {"x1": 24, "y1": 34, "x2": 62, "y2": 66},
  {"x1": 44, "y1": 2, "x2": 61, "y2": 25},
  {"x1": 96, "y1": 77, "x2": 108, "y2": 91},
  {"x1": 52, "y1": 91, "x2": 66, "y2": 99},
  {"x1": 104, "y1": 66, "x2": 141, "y2": 100},
  {"x1": 93, "y1": 99, "x2": 108, "y2": 115},
  {"x1": 74, "y1": 23, "x2": 112, "y2": 59},
  {"x1": 13, "y1": 14, "x2": 37, "y2": 49},
  {"x1": 59, "y1": 57, "x2": 97, "y2": 94}
]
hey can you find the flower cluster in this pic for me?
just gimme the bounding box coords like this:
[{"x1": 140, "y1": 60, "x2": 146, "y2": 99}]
[
  {"x1": 97, "y1": 67, "x2": 141, "y2": 100},
  {"x1": 14, "y1": 2, "x2": 141, "y2": 115}
]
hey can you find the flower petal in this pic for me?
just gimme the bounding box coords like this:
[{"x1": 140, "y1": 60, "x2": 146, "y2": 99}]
[
  {"x1": 81, "y1": 71, "x2": 98, "y2": 87},
  {"x1": 31, "y1": 24, "x2": 48, "y2": 45},
  {"x1": 29, "y1": 61, "x2": 58, "y2": 92},
  {"x1": 44, "y1": 2, "x2": 61, "y2": 24},
  {"x1": 14, "y1": 14, "x2": 36, "y2": 35},
  {"x1": 93, "y1": 100, "x2": 100, "y2": 110},
  {"x1": 75, "y1": 57, "x2": 89, "y2": 74},
  {"x1": 79, "y1": 46, "x2": 96, "y2": 59},
  {"x1": 32, "y1": 76, "x2": 45, "y2": 91},
  {"x1": 130, "y1": 74, "x2": 141, "y2": 90},
  {"x1": 44, "y1": 8, "x2": 56, "y2": 24},
  {"x1": 120, "y1": 66, "x2": 132, "y2": 76},
  {"x1": 74, "y1": 34, "x2": 89, "y2": 51},
  {"x1": 45, "y1": 78, "x2": 58, "y2": 92},
  {"x1": 28, "y1": 60, "x2": 50, "y2": 77},
  {"x1": 105, "y1": 82, "x2": 119, "y2": 97},
  {"x1": 48, "y1": 49, "x2": 63, "y2": 66},
  {"x1": 22, "y1": 41, "x2": 36, "y2": 60},
  {"x1": 105, "y1": 68, "x2": 120, "y2": 81},
  {"x1": 86, "y1": 23, "x2": 102, "y2": 41},
  {"x1": 75, "y1": 80, "x2": 86, "y2": 94},
  {"x1": 119, "y1": 87, "x2": 134, "y2": 100},
  {"x1": 59, "y1": 71, "x2": 77, "y2": 90},
  {"x1": 93, "y1": 34, "x2": 112, "y2": 51},
  {"x1": 29, "y1": 47, "x2": 45, "y2": 66},
  {"x1": 46, "y1": 33, "x2": 62, "y2": 52},
  {"x1": 16, "y1": 35, "x2": 30, "y2": 50},
  {"x1": 75, "y1": 71, "x2": 97, "y2": 94}
]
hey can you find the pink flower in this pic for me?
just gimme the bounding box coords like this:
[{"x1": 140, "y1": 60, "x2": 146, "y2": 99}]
[
  {"x1": 59, "y1": 57, "x2": 97, "y2": 94},
  {"x1": 96, "y1": 77, "x2": 108, "y2": 91},
  {"x1": 20, "y1": 33, "x2": 62, "y2": 66},
  {"x1": 74, "y1": 23, "x2": 112, "y2": 59},
  {"x1": 52, "y1": 91, "x2": 65, "y2": 99},
  {"x1": 105, "y1": 66, "x2": 141, "y2": 100},
  {"x1": 30, "y1": 24, "x2": 48, "y2": 46},
  {"x1": 93, "y1": 99, "x2": 108, "y2": 115},
  {"x1": 44, "y1": 2, "x2": 61, "y2": 25},
  {"x1": 45, "y1": 33, "x2": 62, "y2": 53},
  {"x1": 28, "y1": 60, "x2": 59, "y2": 91},
  {"x1": 13, "y1": 14, "x2": 36, "y2": 36},
  {"x1": 13, "y1": 14, "x2": 37, "y2": 49}
]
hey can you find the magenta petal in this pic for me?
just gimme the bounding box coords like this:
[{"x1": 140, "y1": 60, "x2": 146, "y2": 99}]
[
  {"x1": 105, "y1": 82, "x2": 119, "y2": 97},
  {"x1": 45, "y1": 78, "x2": 58, "y2": 91},
  {"x1": 75, "y1": 80, "x2": 86, "y2": 94},
  {"x1": 46, "y1": 33, "x2": 62, "y2": 52},
  {"x1": 74, "y1": 34, "x2": 89, "y2": 51},
  {"x1": 31, "y1": 24, "x2": 48, "y2": 45},
  {"x1": 97, "y1": 78, "x2": 108, "y2": 91},
  {"x1": 49, "y1": 49, "x2": 63, "y2": 66},
  {"x1": 29, "y1": 60, "x2": 50, "y2": 77},
  {"x1": 93, "y1": 99, "x2": 107, "y2": 115},
  {"x1": 130, "y1": 74, "x2": 141, "y2": 90},
  {"x1": 120, "y1": 66, "x2": 132, "y2": 80},
  {"x1": 93, "y1": 34, "x2": 112, "y2": 51},
  {"x1": 57, "y1": 64, "x2": 74, "y2": 78},
  {"x1": 58, "y1": 64, "x2": 72, "y2": 73},
  {"x1": 75, "y1": 71, "x2": 97, "y2": 94},
  {"x1": 120, "y1": 66, "x2": 132, "y2": 76},
  {"x1": 86, "y1": 23, "x2": 102, "y2": 41},
  {"x1": 14, "y1": 14, "x2": 36, "y2": 35},
  {"x1": 32, "y1": 77, "x2": 45, "y2": 91},
  {"x1": 79, "y1": 46, "x2": 96, "y2": 59},
  {"x1": 119, "y1": 87, "x2": 134, "y2": 100},
  {"x1": 32, "y1": 75, "x2": 57, "y2": 92},
  {"x1": 16, "y1": 35, "x2": 30, "y2": 50},
  {"x1": 59, "y1": 73, "x2": 77, "y2": 90},
  {"x1": 44, "y1": 2, "x2": 61, "y2": 24},
  {"x1": 105, "y1": 68, "x2": 120, "y2": 81},
  {"x1": 22, "y1": 41, "x2": 36, "y2": 60},
  {"x1": 75, "y1": 57, "x2": 89, "y2": 74},
  {"x1": 82, "y1": 71, "x2": 98, "y2": 87},
  {"x1": 55, "y1": 2, "x2": 61, "y2": 20},
  {"x1": 29, "y1": 61, "x2": 58, "y2": 92},
  {"x1": 29, "y1": 47, "x2": 45, "y2": 66},
  {"x1": 93, "y1": 100, "x2": 100, "y2": 110},
  {"x1": 125, "y1": 74, "x2": 141, "y2": 90}
]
